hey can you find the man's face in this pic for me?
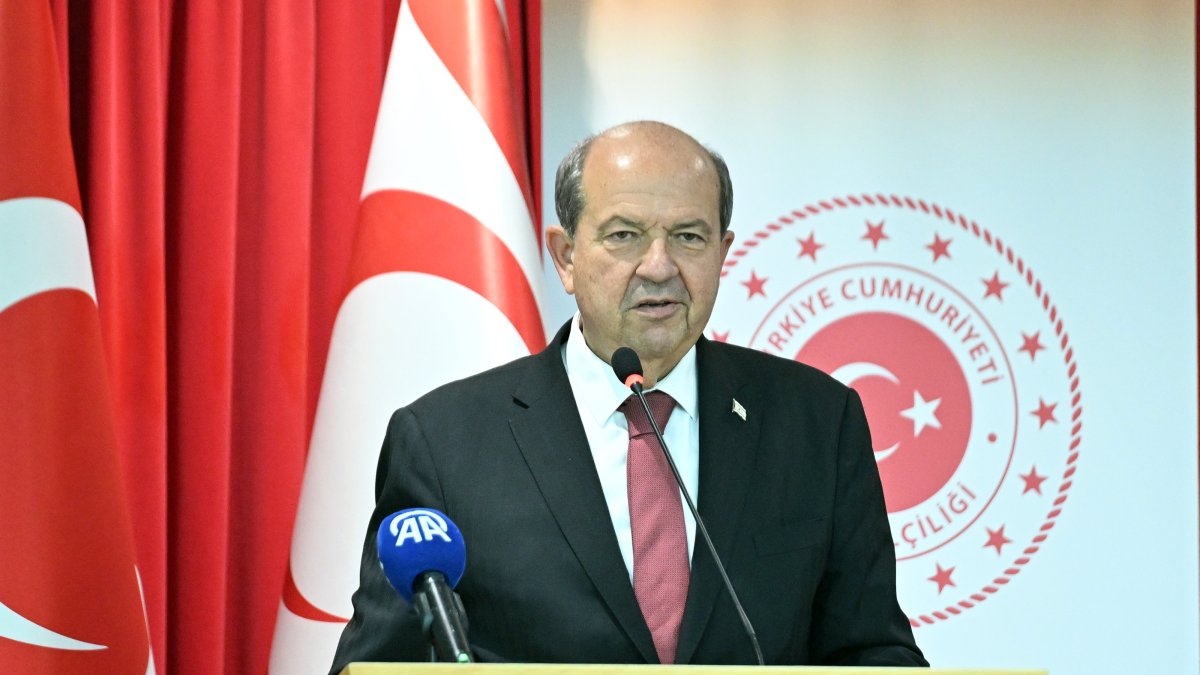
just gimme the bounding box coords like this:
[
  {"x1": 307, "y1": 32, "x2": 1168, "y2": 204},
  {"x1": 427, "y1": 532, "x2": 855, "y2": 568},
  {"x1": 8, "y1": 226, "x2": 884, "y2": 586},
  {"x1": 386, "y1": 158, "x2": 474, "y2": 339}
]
[{"x1": 548, "y1": 126, "x2": 734, "y2": 378}]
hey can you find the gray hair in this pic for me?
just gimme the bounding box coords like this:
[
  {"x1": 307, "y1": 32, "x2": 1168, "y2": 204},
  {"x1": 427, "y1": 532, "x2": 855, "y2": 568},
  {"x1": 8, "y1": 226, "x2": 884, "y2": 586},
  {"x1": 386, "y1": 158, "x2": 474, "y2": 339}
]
[{"x1": 553, "y1": 132, "x2": 734, "y2": 238}]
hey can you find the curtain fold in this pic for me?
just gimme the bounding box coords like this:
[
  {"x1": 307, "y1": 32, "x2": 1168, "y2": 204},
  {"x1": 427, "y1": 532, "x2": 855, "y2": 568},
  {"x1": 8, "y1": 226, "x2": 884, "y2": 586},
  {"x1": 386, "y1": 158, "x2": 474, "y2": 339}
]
[
  {"x1": 164, "y1": 2, "x2": 242, "y2": 671},
  {"x1": 48, "y1": 1, "x2": 438, "y2": 672},
  {"x1": 226, "y1": 2, "x2": 315, "y2": 671}
]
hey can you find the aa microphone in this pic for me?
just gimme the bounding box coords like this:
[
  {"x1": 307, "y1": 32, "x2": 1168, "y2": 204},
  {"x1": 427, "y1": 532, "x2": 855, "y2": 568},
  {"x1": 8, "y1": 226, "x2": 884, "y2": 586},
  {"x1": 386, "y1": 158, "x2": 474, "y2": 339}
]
[
  {"x1": 376, "y1": 508, "x2": 473, "y2": 663},
  {"x1": 611, "y1": 346, "x2": 764, "y2": 666}
]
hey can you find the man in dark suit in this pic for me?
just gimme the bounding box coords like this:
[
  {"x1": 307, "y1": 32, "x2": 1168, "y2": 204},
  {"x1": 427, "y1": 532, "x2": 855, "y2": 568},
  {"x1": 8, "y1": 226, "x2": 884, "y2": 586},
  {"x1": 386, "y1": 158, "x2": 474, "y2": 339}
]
[{"x1": 330, "y1": 121, "x2": 926, "y2": 669}]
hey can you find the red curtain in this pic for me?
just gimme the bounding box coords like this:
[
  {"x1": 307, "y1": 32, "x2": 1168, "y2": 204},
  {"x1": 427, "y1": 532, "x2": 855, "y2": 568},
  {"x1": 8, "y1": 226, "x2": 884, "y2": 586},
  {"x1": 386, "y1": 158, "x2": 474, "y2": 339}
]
[{"x1": 44, "y1": 1, "x2": 539, "y2": 672}]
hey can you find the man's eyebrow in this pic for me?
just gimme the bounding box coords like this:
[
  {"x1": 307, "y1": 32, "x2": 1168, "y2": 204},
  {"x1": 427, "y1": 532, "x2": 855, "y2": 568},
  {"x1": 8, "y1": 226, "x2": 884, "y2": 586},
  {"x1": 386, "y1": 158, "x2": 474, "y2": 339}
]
[
  {"x1": 671, "y1": 219, "x2": 714, "y2": 232},
  {"x1": 596, "y1": 216, "x2": 644, "y2": 231},
  {"x1": 595, "y1": 216, "x2": 714, "y2": 233}
]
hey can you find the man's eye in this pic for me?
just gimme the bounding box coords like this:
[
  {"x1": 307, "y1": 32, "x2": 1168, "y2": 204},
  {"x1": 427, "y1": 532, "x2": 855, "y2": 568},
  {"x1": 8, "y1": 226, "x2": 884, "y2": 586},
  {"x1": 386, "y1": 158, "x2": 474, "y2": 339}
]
[
  {"x1": 677, "y1": 232, "x2": 705, "y2": 244},
  {"x1": 608, "y1": 231, "x2": 636, "y2": 241}
]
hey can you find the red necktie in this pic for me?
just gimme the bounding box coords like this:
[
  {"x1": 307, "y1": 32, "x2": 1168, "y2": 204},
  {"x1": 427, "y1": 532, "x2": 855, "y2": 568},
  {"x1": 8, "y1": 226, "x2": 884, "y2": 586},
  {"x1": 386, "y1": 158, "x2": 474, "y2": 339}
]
[{"x1": 621, "y1": 391, "x2": 689, "y2": 664}]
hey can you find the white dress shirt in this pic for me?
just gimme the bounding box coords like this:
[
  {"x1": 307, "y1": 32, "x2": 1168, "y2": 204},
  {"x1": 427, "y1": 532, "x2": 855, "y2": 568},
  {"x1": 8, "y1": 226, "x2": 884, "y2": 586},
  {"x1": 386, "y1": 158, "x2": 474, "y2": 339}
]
[{"x1": 562, "y1": 313, "x2": 699, "y2": 581}]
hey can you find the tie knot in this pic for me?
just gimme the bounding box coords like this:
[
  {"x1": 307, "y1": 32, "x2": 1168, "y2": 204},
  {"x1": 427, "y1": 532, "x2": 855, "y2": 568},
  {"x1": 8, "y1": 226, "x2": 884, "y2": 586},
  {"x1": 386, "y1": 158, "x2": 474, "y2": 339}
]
[{"x1": 620, "y1": 390, "x2": 675, "y2": 439}]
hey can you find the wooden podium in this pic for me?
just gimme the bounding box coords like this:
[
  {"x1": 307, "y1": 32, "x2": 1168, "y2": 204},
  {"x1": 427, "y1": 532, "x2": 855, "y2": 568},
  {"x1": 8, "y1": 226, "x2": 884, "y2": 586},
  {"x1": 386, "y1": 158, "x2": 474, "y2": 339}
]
[{"x1": 342, "y1": 665, "x2": 1046, "y2": 675}]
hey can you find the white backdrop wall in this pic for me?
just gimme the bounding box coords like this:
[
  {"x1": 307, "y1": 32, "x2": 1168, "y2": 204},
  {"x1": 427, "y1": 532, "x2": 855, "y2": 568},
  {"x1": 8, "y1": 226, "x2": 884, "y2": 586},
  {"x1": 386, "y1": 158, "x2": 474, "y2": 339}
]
[{"x1": 540, "y1": 2, "x2": 1198, "y2": 674}]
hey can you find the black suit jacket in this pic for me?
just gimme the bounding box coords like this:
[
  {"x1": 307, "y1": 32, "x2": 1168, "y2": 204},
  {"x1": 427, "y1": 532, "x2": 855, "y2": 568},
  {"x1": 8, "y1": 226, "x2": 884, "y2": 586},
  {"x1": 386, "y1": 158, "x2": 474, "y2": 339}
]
[{"x1": 330, "y1": 323, "x2": 926, "y2": 670}]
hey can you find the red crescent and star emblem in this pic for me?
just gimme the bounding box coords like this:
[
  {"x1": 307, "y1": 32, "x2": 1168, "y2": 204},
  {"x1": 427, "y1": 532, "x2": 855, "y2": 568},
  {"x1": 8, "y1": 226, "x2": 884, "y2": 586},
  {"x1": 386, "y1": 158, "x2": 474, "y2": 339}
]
[{"x1": 710, "y1": 195, "x2": 1082, "y2": 626}]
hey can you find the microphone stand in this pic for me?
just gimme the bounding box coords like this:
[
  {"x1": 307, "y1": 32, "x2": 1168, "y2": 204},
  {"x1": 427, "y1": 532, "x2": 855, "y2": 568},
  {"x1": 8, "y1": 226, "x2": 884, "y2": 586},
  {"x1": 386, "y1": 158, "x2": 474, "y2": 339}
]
[{"x1": 412, "y1": 572, "x2": 473, "y2": 663}]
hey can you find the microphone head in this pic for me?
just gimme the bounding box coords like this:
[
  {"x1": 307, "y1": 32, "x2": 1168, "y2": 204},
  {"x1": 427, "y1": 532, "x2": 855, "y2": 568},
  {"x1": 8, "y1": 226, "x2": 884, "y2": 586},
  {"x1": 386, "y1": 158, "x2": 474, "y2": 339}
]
[
  {"x1": 376, "y1": 508, "x2": 467, "y2": 602},
  {"x1": 611, "y1": 347, "x2": 644, "y2": 389}
]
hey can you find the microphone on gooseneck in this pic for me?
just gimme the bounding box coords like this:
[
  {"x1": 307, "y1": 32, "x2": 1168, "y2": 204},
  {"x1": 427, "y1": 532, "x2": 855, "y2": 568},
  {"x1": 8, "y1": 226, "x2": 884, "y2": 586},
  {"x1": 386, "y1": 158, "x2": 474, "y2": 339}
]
[
  {"x1": 611, "y1": 346, "x2": 765, "y2": 667},
  {"x1": 376, "y1": 508, "x2": 473, "y2": 663}
]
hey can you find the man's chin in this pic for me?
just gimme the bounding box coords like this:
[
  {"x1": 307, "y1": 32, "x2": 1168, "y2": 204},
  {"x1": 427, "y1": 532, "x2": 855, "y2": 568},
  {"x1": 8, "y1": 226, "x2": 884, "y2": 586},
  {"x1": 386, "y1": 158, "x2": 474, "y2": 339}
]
[{"x1": 626, "y1": 330, "x2": 693, "y2": 366}]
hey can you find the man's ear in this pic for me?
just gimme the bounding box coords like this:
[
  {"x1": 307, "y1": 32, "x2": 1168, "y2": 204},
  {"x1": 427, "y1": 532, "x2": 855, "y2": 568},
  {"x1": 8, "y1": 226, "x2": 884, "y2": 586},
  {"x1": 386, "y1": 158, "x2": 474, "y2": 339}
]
[
  {"x1": 720, "y1": 229, "x2": 735, "y2": 261},
  {"x1": 545, "y1": 225, "x2": 576, "y2": 295}
]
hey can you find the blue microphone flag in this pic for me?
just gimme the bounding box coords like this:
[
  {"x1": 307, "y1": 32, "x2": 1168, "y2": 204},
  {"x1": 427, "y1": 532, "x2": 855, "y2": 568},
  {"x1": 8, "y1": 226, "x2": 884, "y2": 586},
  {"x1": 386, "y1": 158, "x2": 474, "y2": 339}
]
[{"x1": 376, "y1": 508, "x2": 467, "y2": 602}]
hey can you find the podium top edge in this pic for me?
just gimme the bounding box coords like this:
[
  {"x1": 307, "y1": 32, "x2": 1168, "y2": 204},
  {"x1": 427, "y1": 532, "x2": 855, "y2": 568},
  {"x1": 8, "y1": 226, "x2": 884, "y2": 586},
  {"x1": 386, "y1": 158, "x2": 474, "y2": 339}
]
[{"x1": 342, "y1": 664, "x2": 1047, "y2": 675}]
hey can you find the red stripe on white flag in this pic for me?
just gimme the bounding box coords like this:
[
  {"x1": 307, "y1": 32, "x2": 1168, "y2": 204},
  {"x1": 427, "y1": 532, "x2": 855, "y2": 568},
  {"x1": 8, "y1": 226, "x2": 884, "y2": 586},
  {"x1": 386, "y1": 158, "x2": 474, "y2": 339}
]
[
  {"x1": 269, "y1": 2, "x2": 543, "y2": 671},
  {"x1": 0, "y1": 2, "x2": 153, "y2": 672},
  {"x1": 407, "y1": 0, "x2": 537, "y2": 216}
]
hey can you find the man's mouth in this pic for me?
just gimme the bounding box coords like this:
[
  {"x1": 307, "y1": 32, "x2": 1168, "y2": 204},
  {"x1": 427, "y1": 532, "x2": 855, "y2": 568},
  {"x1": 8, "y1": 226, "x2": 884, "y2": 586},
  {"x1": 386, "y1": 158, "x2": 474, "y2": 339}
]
[{"x1": 631, "y1": 299, "x2": 682, "y2": 317}]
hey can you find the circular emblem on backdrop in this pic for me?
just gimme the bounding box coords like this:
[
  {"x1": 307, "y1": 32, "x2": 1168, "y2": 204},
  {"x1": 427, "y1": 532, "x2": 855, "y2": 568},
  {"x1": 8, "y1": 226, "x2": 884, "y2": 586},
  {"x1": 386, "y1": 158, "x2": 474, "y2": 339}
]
[{"x1": 709, "y1": 195, "x2": 1083, "y2": 626}]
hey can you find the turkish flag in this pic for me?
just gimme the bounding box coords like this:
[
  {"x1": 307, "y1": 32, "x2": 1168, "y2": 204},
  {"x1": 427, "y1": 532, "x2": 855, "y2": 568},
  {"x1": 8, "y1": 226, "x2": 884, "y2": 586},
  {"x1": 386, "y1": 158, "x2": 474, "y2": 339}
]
[
  {"x1": 0, "y1": 1, "x2": 150, "y2": 672},
  {"x1": 268, "y1": 1, "x2": 543, "y2": 672}
]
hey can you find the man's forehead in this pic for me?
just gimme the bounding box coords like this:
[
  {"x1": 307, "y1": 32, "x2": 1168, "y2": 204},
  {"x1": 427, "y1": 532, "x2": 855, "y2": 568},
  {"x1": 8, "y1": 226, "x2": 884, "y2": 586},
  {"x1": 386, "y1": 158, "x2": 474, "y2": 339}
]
[
  {"x1": 581, "y1": 136, "x2": 716, "y2": 211},
  {"x1": 588, "y1": 123, "x2": 712, "y2": 173}
]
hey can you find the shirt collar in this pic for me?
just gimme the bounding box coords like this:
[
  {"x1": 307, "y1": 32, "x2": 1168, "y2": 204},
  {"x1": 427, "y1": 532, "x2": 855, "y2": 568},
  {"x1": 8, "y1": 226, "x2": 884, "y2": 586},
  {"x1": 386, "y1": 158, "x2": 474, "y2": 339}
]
[{"x1": 563, "y1": 313, "x2": 698, "y2": 424}]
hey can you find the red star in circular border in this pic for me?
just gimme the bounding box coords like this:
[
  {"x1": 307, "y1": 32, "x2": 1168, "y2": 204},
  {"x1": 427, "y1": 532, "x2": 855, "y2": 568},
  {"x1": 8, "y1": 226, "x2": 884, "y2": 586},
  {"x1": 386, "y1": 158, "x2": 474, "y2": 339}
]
[
  {"x1": 982, "y1": 271, "x2": 1009, "y2": 300},
  {"x1": 1018, "y1": 331, "x2": 1046, "y2": 361},
  {"x1": 1031, "y1": 398, "x2": 1058, "y2": 428},
  {"x1": 796, "y1": 232, "x2": 824, "y2": 262},
  {"x1": 926, "y1": 233, "x2": 953, "y2": 262},
  {"x1": 928, "y1": 563, "x2": 956, "y2": 594},
  {"x1": 741, "y1": 270, "x2": 768, "y2": 299},
  {"x1": 1019, "y1": 466, "x2": 1048, "y2": 495},
  {"x1": 983, "y1": 526, "x2": 1013, "y2": 555},
  {"x1": 862, "y1": 220, "x2": 889, "y2": 250}
]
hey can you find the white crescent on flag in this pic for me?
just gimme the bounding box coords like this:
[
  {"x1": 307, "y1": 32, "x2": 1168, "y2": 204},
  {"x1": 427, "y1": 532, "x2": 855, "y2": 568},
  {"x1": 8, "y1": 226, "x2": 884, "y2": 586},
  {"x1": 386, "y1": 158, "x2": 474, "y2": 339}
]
[
  {"x1": 0, "y1": 198, "x2": 96, "y2": 313},
  {"x1": 0, "y1": 599, "x2": 105, "y2": 651}
]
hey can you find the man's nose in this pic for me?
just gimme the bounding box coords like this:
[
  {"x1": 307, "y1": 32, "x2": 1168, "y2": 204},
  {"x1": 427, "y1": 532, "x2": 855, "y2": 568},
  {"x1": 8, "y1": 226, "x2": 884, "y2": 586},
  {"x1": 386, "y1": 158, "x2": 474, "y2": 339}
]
[{"x1": 636, "y1": 235, "x2": 679, "y2": 283}]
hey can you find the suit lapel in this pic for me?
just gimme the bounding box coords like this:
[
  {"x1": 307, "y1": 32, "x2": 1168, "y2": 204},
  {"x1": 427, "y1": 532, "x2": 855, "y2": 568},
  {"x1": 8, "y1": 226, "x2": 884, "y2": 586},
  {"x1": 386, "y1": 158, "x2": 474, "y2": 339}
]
[
  {"x1": 507, "y1": 324, "x2": 659, "y2": 663},
  {"x1": 675, "y1": 338, "x2": 761, "y2": 664}
]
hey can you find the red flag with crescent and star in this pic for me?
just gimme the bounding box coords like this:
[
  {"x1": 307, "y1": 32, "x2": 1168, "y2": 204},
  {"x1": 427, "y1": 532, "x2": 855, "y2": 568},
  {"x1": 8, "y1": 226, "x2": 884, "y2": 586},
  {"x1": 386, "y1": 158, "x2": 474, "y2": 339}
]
[{"x1": 0, "y1": 1, "x2": 152, "y2": 671}]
